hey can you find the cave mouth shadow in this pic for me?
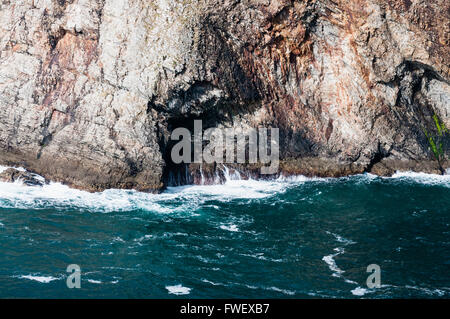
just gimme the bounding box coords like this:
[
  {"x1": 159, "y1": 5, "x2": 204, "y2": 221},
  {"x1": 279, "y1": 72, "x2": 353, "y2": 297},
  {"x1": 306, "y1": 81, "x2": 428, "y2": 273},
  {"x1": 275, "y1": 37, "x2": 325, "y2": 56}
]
[{"x1": 149, "y1": 14, "x2": 268, "y2": 188}]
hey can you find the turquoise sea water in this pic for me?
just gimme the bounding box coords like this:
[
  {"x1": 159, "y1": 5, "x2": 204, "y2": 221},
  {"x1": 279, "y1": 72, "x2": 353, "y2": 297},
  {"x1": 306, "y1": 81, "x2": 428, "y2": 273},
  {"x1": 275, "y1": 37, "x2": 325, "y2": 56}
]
[{"x1": 0, "y1": 169, "x2": 449, "y2": 298}]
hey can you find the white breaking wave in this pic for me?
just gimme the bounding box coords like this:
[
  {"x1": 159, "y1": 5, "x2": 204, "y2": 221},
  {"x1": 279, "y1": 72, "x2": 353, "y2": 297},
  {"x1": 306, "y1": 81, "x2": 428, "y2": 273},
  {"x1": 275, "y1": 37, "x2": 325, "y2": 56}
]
[
  {"x1": 276, "y1": 174, "x2": 330, "y2": 183},
  {"x1": 15, "y1": 274, "x2": 61, "y2": 283},
  {"x1": 323, "y1": 232, "x2": 359, "y2": 287},
  {"x1": 351, "y1": 287, "x2": 370, "y2": 296},
  {"x1": 0, "y1": 180, "x2": 171, "y2": 213},
  {"x1": 390, "y1": 171, "x2": 450, "y2": 187},
  {"x1": 166, "y1": 178, "x2": 290, "y2": 200},
  {"x1": 0, "y1": 165, "x2": 298, "y2": 212},
  {"x1": 166, "y1": 284, "x2": 191, "y2": 295},
  {"x1": 322, "y1": 247, "x2": 346, "y2": 278},
  {"x1": 0, "y1": 165, "x2": 26, "y2": 173},
  {"x1": 0, "y1": 165, "x2": 448, "y2": 212},
  {"x1": 219, "y1": 224, "x2": 239, "y2": 232}
]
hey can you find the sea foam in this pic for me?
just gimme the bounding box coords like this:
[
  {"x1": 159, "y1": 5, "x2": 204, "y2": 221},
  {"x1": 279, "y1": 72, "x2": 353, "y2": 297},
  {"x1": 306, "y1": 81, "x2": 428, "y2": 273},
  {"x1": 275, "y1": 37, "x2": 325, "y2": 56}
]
[
  {"x1": 0, "y1": 165, "x2": 448, "y2": 212},
  {"x1": 351, "y1": 287, "x2": 370, "y2": 296},
  {"x1": 166, "y1": 284, "x2": 191, "y2": 295},
  {"x1": 15, "y1": 274, "x2": 60, "y2": 283},
  {"x1": 0, "y1": 167, "x2": 296, "y2": 212},
  {"x1": 390, "y1": 171, "x2": 450, "y2": 187}
]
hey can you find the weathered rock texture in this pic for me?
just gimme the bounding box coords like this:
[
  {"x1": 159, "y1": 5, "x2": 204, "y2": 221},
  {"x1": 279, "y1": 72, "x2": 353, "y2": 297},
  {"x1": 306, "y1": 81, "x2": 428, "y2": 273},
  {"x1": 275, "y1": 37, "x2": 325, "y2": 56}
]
[
  {"x1": 0, "y1": 0, "x2": 449, "y2": 191},
  {"x1": 0, "y1": 168, "x2": 46, "y2": 186}
]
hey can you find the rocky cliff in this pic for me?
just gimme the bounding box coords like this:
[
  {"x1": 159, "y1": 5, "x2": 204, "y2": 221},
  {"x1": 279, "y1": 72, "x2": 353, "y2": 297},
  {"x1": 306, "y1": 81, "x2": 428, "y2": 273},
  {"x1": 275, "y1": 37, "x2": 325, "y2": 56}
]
[{"x1": 0, "y1": 0, "x2": 449, "y2": 192}]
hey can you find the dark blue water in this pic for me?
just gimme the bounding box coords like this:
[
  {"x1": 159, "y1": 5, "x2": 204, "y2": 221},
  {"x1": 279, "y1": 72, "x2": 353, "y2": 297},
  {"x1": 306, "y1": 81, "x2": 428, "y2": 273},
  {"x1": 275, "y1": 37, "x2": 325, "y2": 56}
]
[{"x1": 0, "y1": 171, "x2": 449, "y2": 298}]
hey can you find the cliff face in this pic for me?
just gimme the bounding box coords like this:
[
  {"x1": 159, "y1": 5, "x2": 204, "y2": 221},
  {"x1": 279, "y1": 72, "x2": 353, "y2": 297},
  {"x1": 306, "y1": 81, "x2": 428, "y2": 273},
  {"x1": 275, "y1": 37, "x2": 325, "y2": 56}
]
[{"x1": 0, "y1": 0, "x2": 449, "y2": 191}]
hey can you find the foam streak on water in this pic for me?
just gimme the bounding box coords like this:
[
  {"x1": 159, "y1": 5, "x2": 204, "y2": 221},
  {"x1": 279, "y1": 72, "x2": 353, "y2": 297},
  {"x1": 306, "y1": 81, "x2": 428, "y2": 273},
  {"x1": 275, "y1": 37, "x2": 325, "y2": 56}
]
[{"x1": 15, "y1": 275, "x2": 61, "y2": 283}]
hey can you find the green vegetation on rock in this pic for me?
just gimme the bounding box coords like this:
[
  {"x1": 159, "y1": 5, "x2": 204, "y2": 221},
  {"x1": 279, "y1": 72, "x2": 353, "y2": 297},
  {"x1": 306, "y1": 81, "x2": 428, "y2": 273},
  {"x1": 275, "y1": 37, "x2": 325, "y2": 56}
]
[{"x1": 423, "y1": 114, "x2": 448, "y2": 174}]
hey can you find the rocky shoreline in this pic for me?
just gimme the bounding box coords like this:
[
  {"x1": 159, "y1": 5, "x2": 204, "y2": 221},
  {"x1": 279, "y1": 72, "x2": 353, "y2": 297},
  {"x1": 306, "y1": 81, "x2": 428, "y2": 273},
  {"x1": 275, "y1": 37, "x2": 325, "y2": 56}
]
[
  {"x1": 186, "y1": 158, "x2": 449, "y2": 186},
  {"x1": 0, "y1": 167, "x2": 47, "y2": 187},
  {"x1": 0, "y1": 1, "x2": 448, "y2": 192},
  {"x1": 1, "y1": 158, "x2": 447, "y2": 193}
]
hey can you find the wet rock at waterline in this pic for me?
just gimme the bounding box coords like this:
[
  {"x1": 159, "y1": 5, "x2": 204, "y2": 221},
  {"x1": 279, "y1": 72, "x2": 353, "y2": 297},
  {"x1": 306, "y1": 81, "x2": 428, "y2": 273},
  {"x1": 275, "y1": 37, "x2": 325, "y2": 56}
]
[
  {"x1": 0, "y1": 0, "x2": 448, "y2": 192},
  {"x1": 0, "y1": 168, "x2": 46, "y2": 187}
]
